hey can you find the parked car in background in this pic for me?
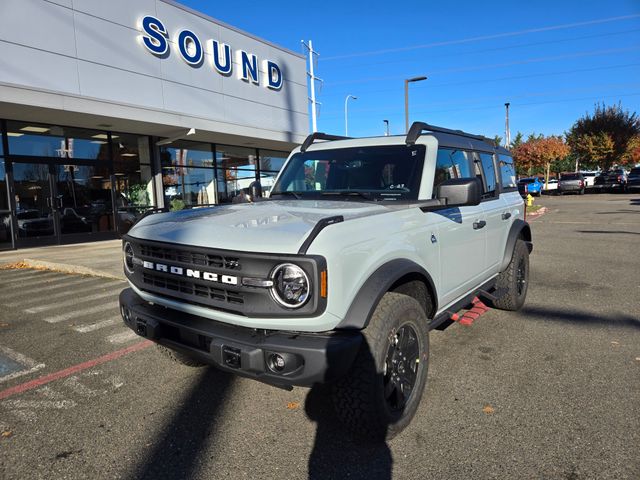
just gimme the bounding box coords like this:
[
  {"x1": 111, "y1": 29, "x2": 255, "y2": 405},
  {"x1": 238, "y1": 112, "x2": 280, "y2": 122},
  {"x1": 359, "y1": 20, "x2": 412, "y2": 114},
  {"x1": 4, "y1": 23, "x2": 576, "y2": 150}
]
[
  {"x1": 593, "y1": 169, "x2": 628, "y2": 193},
  {"x1": 580, "y1": 170, "x2": 599, "y2": 190},
  {"x1": 542, "y1": 178, "x2": 558, "y2": 194},
  {"x1": 627, "y1": 167, "x2": 640, "y2": 191},
  {"x1": 558, "y1": 172, "x2": 585, "y2": 195},
  {"x1": 517, "y1": 177, "x2": 543, "y2": 197}
]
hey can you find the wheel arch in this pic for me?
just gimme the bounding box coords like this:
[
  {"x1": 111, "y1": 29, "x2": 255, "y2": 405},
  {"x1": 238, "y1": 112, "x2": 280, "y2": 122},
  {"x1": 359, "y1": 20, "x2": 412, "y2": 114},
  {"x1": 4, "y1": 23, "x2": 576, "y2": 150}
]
[
  {"x1": 336, "y1": 259, "x2": 438, "y2": 330},
  {"x1": 499, "y1": 219, "x2": 533, "y2": 272}
]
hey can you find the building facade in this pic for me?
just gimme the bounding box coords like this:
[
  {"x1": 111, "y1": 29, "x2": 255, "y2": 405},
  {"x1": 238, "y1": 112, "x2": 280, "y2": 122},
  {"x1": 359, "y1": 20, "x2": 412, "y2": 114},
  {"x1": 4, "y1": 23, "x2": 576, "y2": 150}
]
[{"x1": 0, "y1": 0, "x2": 308, "y2": 249}]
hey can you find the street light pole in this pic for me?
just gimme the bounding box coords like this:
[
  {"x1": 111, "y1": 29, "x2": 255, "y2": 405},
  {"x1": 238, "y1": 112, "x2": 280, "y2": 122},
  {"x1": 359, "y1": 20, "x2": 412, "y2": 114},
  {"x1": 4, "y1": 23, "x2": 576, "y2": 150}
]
[
  {"x1": 344, "y1": 94, "x2": 357, "y2": 136},
  {"x1": 404, "y1": 76, "x2": 427, "y2": 133},
  {"x1": 383, "y1": 119, "x2": 390, "y2": 136},
  {"x1": 504, "y1": 102, "x2": 511, "y2": 149}
]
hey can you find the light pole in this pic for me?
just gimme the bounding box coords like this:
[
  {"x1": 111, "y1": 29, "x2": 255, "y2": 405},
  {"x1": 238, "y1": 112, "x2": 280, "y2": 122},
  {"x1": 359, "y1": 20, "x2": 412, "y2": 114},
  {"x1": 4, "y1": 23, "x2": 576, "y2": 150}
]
[
  {"x1": 504, "y1": 102, "x2": 511, "y2": 149},
  {"x1": 383, "y1": 119, "x2": 390, "y2": 136},
  {"x1": 404, "y1": 76, "x2": 427, "y2": 133},
  {"x1": 344, "y1": 94, "x2": 358, "y2": 136}
]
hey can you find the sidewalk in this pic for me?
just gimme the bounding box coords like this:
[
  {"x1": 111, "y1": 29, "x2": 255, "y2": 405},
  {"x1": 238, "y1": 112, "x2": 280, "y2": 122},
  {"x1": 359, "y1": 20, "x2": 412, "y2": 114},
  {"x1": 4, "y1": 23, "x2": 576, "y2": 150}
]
[{"x1": 0, "y1": 240, "x2": 124, "y2": 280}]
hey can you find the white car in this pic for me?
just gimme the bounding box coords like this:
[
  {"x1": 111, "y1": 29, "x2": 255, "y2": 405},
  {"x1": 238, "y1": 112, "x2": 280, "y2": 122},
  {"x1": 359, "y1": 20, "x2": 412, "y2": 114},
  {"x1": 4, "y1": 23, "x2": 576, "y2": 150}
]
[
  {"x1": 119, "y1": 122, "x2": 532, "y2": 440},
  {"x1": 580, "y1": 171, "x2": 599, "y2": 189},
  {"x1": 542, "y1": 178, "x2": 558, "y2": 193}
]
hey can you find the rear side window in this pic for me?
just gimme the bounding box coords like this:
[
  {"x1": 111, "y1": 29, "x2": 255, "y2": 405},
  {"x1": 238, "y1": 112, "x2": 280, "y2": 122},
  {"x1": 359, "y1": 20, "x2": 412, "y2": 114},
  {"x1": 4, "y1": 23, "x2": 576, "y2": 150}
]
[
  {"x1": 477, "y1": 152, "x2": 497, "y2": 196},
  {"x1": 498, "y1": 154, "x2": 517, "y2": 190}
]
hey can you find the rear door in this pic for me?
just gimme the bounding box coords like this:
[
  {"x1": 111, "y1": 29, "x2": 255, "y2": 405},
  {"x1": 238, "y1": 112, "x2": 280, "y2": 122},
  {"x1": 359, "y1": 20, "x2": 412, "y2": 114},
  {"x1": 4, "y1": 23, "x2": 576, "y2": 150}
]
[{"x1": 475, "y1": 151, "x2": 507, "y2": 275}]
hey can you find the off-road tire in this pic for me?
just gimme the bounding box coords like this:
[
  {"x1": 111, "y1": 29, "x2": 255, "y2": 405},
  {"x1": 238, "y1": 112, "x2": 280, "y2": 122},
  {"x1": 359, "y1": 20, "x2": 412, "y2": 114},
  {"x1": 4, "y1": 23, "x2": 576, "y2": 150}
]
[
  {"x1": 331, "y1": 292, "x2": 429, "y2": 442},
  {"x1": 155, "y1": 344, "x2": 206, "y2": 367},
  {"x1": 492, "y1": 239, "x2": 529, "y2": 311}
]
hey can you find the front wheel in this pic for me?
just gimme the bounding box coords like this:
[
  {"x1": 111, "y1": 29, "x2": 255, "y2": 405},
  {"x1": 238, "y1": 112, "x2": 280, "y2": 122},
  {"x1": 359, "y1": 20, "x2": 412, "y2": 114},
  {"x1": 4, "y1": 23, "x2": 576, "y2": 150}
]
[
  {"x1": 492, "y1": 239, "x2": 530, "y2": 311},
  {"x1": 331, "y1": 292, "x2": 429, "y2": 442}
]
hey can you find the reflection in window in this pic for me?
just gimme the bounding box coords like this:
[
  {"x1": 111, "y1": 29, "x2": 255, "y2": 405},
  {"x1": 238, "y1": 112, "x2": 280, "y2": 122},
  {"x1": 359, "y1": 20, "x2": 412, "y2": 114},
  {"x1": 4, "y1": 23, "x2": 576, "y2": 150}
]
[
  {"x1": 216, "y1": 145, "x2": 256, "y2": 169},
  {"x1": 259, "y1": 150, "x2": 288, "y2": 173},
  {"x1": 498, "y1": 154, "x2": 517, "y2": 189},
  {"x1": 478, "y1": 152, "x2": 497, "y2": 194},
  {"x1": 0, "y1": 160, "x2": 8, "y2": 210},
  {"x1": 6, "y1": 121, "x2": 111, "y2": 160}
]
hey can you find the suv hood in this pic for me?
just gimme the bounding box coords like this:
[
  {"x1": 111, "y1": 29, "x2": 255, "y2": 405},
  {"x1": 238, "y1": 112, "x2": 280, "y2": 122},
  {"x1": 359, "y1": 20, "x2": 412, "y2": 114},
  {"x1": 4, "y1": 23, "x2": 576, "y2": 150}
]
[{"x1": 128, "y1": 200, "x2": 396, "y2": 254}]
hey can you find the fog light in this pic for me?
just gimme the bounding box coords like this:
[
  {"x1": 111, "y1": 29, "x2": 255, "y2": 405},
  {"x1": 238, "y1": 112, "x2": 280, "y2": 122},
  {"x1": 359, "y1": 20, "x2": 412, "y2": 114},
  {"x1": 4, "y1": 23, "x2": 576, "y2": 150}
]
[{"x1": 268, "y1": 353, "x2": 286, "y2": 373}]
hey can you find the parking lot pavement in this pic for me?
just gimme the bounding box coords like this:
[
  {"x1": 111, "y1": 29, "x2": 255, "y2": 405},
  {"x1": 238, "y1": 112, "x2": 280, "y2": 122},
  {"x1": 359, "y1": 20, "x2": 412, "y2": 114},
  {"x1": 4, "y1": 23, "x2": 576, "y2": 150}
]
[{"x1": 0, "y1": 193, "x2": 639, "y2": 479}]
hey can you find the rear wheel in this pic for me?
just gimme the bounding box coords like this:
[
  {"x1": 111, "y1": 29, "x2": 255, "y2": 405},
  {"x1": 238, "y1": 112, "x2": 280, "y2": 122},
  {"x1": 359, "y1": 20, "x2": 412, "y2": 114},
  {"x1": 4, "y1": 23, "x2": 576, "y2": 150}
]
[
  {"x1": 492, "y1": 239, "x2": 530, "y2": 311},
  {"x1": 331, "y1": 292, "x2": 429, "y2": 441}
]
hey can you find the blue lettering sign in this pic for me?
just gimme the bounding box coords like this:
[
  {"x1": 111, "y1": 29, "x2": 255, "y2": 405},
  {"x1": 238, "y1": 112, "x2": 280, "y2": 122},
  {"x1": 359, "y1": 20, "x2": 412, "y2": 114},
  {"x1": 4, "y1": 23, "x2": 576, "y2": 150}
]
[
  {"x1": 140, "y1": 16, "x2": 168, "y2": 56},
  {"x1": 238, "y1": 51, "x2": 259, "y2": 84},
  {"x1": 264, "y1": 61, "x2": 283, "y2": 90},
  {"x1": 177, "y1": 30, "x2": 203, "y2": 66},
  {"x1": 209, "y1": 40, "x2": 232, "y2": 75}
]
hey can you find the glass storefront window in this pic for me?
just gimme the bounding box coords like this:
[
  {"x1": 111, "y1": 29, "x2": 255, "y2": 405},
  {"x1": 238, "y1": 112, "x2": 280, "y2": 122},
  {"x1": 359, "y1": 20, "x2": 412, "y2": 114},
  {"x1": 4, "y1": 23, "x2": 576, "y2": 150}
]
[
  {"x1": 163, "y1": 166, "x2": 215, "y2": 209},
  {"x1": 160, "y1": 141, "x2": 214, "y2": 168},
  {"x1": 55, "y1": 164, "x2": 114, "y2": 234},
  {"x1": 6, "y1": 121, "x2": 111, "y2": 161},
  {"x1": 0, "y1": 160, "x2": 8, "y2": 211},
  {"x1": 216, "y1": 145, "x2": 257, "y2": 169},
  {"x1": 259, "y1": 150, "x2": 289, "y2": 173}
]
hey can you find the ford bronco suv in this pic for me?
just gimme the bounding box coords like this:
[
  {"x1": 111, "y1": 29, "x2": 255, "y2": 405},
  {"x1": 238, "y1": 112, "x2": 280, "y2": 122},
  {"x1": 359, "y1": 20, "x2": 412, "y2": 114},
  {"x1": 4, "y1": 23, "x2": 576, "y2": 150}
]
[{"x1": 119, "y1": 122, "x2": 532, "y2": 440}]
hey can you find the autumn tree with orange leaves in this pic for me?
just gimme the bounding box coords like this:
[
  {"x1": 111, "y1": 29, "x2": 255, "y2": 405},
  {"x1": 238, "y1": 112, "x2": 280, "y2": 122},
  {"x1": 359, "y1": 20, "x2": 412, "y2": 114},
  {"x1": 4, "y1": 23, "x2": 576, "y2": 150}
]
[{"x1": 512, "y1": 135, "x2": 570, "y2": 187}]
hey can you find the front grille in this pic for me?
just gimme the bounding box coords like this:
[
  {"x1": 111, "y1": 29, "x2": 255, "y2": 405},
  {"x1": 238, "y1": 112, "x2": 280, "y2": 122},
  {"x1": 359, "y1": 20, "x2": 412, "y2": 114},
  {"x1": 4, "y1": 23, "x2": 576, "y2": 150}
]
[
  {"x1": 139, "y1": 244, "x2": 241, "y2": 270},
  {"x1": 142, "y1": 272, "x2": 244, "y2": 305}
]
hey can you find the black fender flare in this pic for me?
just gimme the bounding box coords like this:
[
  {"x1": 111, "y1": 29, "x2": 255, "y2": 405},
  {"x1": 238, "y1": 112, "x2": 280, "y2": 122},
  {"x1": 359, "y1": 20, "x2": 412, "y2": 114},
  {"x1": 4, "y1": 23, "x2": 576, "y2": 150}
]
[
  {"x1": 336, "y1": 259, "x2": 438, "y2": 330},
  {"x1": 499, "y1": 219, "x2": 533, "y2": 272}
]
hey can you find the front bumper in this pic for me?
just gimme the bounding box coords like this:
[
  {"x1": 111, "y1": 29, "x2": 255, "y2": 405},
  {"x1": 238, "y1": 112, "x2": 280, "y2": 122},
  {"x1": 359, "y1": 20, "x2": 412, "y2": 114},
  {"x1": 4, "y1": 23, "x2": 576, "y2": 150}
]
[{"x1": 119, "y1": 288, "x2": 362, "y2": 388}]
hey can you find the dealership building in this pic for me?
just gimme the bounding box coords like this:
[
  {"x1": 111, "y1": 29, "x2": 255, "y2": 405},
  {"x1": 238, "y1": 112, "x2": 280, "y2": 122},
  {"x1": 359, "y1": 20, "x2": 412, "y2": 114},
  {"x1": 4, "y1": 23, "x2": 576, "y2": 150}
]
[{"x1": 0, "y1": 0, "x2": 309, "y2": 250}]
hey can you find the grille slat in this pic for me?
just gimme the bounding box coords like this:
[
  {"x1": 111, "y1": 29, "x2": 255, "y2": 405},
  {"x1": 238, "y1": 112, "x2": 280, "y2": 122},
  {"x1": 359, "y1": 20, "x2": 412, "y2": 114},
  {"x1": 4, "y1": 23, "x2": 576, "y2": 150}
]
[
  {"x1": 139, "y1": 245, "x2": 241, "y2": 271},
  {"x1": 142, "y1": 272, "x2": 244, "y2": 306}
]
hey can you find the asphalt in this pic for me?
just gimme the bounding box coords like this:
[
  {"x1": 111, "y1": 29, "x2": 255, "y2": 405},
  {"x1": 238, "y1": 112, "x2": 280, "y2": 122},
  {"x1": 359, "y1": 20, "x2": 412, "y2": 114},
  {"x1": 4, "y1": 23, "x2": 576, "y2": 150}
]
[{"x1": 0, "y1": 193, "x2": 638, "y2": 479}]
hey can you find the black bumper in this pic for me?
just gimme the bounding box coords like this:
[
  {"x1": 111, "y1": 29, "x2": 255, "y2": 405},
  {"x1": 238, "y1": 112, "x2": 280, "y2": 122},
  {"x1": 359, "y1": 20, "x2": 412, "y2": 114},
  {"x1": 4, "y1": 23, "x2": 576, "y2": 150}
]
[{"x1": 118, "y1": 288, "x2": 362, "y2": 388}]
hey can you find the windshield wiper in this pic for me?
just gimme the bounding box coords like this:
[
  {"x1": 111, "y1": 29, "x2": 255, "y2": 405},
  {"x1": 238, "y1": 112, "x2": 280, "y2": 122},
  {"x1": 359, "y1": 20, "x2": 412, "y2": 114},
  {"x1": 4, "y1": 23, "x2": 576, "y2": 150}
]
[
  {"x1": 320, "y1": 191, "x2": 374, "y2": 200},
  {"x1": 270, "y1": 191, "x2": 302, "y2": 199}
]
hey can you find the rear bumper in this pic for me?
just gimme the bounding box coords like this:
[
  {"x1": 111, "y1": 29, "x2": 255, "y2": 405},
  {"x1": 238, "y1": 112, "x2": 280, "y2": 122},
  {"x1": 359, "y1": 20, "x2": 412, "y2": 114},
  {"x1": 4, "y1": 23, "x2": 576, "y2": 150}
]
[{"x1": 118, "y1": 288, "x2": 362, "y2": 388}]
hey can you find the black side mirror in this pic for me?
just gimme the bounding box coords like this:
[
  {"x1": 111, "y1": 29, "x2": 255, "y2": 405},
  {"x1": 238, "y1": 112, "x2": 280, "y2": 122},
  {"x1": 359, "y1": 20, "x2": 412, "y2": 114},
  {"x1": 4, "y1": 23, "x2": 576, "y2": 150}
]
[{"x1": 436, "y1": 178, "x2": 482, "y2": 207}]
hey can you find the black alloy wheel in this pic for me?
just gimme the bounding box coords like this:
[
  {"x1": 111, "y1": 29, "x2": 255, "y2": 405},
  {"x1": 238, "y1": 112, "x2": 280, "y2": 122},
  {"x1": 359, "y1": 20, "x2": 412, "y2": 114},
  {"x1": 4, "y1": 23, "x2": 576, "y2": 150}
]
[{"x1": 383, "y1": 324, "x2": 420, "y2": 412}]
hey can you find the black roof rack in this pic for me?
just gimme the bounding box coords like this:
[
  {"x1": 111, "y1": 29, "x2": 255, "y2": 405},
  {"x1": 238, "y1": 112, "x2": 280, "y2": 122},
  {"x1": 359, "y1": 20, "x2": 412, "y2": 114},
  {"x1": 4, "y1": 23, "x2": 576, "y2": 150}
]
[
  {"x1": 405, "y1": 121, "x2": 491, "y2": 146},
  {"x1": 300, "y1": 132, "x2": 351, "y2": 152}
]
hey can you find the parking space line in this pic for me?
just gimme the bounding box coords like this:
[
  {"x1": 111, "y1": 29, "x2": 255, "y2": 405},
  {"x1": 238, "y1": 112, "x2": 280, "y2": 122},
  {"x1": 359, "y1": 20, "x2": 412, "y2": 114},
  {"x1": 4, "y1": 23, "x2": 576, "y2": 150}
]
[
  {"x1": 0, "y1": 340, "x2": 151, "y2": 401},
  {"x1": 3, "y1": 279, "x2": 122, "y2": 306},
  {"x1": 0, "y1": 345, "x2": 46, "y2": 384},
  {"x1": 44, "y1": 303, "x2": 119, "y2": 323},
  {"x1": 74, "y1": 316, "x2": 122, "y2": 333},
  {"x1": 8, "y1": 280, "x2": 122, "y2": 307},
  {"x1": 25, "y1": 290, "x2": 121, "y2": 314},
  {"x1": 1, "y1": 274, "x2": 72, "y2": 292},
  {"x1": 107, "y1": 330, "x2": 138, "y2": 344}
]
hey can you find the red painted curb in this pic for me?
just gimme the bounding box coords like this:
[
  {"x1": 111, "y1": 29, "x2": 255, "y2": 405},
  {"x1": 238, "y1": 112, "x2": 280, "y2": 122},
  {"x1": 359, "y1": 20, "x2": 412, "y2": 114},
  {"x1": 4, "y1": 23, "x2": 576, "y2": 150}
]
[{"x1": 0, "y1": 340, "x2": 152, "y2": 401}]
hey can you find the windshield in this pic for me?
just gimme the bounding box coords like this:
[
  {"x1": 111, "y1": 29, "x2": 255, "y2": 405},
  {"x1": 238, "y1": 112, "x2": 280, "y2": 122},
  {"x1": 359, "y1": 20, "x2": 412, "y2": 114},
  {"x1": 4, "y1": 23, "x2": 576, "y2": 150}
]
[
  {"x1": 562, "y1": 173, "x2": 580, "y2": 180},
  {"x1": 271, "y1": 145, "x2": 425, "y2": 201}
]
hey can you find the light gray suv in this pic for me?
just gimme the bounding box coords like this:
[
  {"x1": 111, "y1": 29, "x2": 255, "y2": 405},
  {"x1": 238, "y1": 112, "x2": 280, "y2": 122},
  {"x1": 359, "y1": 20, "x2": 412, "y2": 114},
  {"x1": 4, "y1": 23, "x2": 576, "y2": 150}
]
[{"x1": 119, "y1": 122, "x2": 532, "y2": 440}]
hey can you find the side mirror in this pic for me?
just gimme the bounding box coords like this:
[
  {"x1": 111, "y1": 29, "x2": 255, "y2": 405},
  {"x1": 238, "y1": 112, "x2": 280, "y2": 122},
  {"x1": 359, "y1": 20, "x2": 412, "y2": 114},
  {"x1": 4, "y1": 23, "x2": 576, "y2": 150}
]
[{"x1": 436, "y1": 178, "x2": 482, "y2": 207}]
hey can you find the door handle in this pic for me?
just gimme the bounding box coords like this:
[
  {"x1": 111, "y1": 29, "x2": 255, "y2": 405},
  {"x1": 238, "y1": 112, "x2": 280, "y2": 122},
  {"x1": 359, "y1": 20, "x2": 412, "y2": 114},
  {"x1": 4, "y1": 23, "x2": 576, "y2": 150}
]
[
  {"x1": 473, "y1": 220, "x2": 486, "y2": 230},
  {"x1": 502, "y1": 212, "x2": 512, "y2": 220}
]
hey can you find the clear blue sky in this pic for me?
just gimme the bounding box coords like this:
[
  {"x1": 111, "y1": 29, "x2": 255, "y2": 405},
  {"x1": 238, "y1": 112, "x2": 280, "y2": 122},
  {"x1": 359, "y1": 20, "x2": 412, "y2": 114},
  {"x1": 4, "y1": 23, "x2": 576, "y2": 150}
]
[{"x1": 182, "y1": 0, "x2": 640, "y2": 140}]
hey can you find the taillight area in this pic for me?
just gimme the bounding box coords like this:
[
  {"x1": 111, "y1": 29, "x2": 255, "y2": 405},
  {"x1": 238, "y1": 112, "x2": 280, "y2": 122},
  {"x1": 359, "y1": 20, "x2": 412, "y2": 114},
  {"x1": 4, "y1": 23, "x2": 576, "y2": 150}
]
[{"x1": 617, "y1": 175, "x2": 623, "y2": 182}]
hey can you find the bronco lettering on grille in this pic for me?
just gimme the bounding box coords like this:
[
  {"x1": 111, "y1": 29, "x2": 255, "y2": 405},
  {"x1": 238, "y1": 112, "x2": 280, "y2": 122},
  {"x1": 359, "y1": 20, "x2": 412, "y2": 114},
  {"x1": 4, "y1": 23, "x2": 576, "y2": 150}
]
[{"x1": 142, "y1": 261, "x2": 238, "y2": 285}]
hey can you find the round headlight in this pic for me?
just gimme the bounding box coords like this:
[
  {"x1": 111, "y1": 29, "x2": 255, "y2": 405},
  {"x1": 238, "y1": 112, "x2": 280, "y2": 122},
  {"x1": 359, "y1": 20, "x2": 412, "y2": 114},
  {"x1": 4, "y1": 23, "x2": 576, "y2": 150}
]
[
  {"x1": 123, "y1": 242, "x2": 135, "y2": 274},
  {"x1": 270, "y1": 263, "x2": 311, "y2": 309}
]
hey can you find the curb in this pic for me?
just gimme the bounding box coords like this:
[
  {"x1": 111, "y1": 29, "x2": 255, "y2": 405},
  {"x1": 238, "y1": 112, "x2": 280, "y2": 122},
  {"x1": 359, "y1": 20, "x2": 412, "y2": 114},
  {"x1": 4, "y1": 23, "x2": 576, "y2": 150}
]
[{"x1": 2, "y1": 258, "x2": 124, "y2": 281}]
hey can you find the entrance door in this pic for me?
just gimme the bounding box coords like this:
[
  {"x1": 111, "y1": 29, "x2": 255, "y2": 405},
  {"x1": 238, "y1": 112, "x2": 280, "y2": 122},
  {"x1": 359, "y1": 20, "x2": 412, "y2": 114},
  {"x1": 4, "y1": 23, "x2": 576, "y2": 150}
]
[
  {"x1": 54, "y1": 164, "x2": 115, "y2": 240},
  {"x1": 11, "y1": 162, "x2": 58, "y2": 244}
]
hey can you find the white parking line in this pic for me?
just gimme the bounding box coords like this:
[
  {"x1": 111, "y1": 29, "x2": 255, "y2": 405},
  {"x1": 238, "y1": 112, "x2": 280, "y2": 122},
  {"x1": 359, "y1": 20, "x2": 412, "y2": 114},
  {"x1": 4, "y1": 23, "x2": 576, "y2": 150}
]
[
  {"x1": 24, "y1": 290, "x2": 121, "y2": 314},
  {"x1": 2, "y1": 278, "x2": 112, "y2": 306},
  {"x1": 7, "y1": 280, "x2": 123, "y2": 307},
  {"x1": 73, "y1": 316, "x2": 122, "y2": 333},
  {"x1": 44, "y1": 303, "x2": 119, "y2": 324},
  {"x1": 1, "y1": 274, "x2": 69, "y2": 291},
  {"x1": 106, "y1": 330, "x2": 138, "y2": 344},
  {"x1": 0, "y1": 270, "x2": 48, "y2": 280},
  {"x1": 0, "y1": 345, "x2": 46, "y2": 384}
]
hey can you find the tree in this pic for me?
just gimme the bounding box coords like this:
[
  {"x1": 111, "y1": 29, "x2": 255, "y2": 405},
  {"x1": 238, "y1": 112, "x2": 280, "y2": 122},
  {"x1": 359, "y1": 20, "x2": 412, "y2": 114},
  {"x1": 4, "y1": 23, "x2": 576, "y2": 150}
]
[
  {"x1": 567, "y1": 103, "x2": 640, "y2": 171},
  {"x1": 511, "y1": 132, "x2": 524, "y2": 150},
  {"x1": 512, "y1": 135, "x2": 570, "y2": 185},
  {"x1": 493, "y1": 135, "x2": 503, "y2": 147},
  {"x1": 621, "y1": 136, "x2": 640, "y2": 166}
]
